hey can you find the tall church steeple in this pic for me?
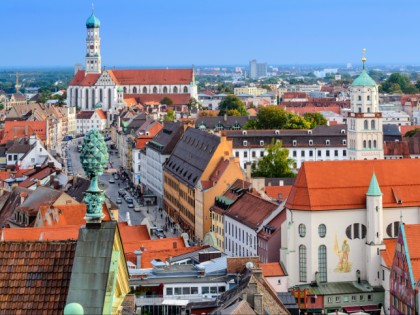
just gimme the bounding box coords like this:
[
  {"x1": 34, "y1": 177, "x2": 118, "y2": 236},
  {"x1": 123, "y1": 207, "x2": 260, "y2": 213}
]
[
  {"x1": 347, "y1": 49, "x2": 384, "y2": 160},
  {"x1": 85, "y1": 4, "x2": 101, "y2": 74}
]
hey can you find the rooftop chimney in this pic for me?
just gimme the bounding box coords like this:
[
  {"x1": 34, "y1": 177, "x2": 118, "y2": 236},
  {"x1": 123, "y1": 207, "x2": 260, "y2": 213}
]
[
  {"x1": 173, "y1": 241, "x2": 177, "y2": 249},
  {"x1": 134, "y1": 250, "x2": 143, "y2": 269}
]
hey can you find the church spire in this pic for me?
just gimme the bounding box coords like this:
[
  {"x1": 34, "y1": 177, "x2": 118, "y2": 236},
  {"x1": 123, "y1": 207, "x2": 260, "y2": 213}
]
[
  {"x1": 367, "y1": 172, "x2": 382, "y2": 196},
  {"x1": 362, "y1": 48, "x2": 366, "y2": 70}
]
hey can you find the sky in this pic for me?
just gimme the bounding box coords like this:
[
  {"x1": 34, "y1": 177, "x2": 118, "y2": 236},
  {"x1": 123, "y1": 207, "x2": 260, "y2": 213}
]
[{"x1": 0, "y1": 0, "x2": 419, "y2": 67}]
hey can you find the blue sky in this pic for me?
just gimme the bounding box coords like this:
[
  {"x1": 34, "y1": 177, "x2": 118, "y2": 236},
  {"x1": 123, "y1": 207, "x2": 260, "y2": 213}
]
[{"x1": 0, "y1": 0, "x2": 419, "y2": 67}]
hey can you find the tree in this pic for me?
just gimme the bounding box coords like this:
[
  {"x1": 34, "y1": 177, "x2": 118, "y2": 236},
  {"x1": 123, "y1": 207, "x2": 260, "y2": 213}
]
[
  {"x1": 254, "y1": 106, "x2": 289, "y2": 129},
  {"x1": 218, "y1": 95, "x2": 247, "y2": 116},
  {"x1": 164, "y1": 109, "x2": 175, "y2": 122},
  {"x1": 303, "y1": 112, "x2": 327, "y2": 128},
  {"x1": 381, "y1": 73, "x2": 418, "y2": 94},
  {"x1": 285, "y1": 114, "x2": 311, "y2": 129},
  {"x1": 252, "y1": 140, "x2": 295, "y2": 178},
  {"x1": 226, "y1": 109, "x2": 241, "y2": 116},
  {"x1": 187, "y1": 97, "x2": 199, "y2": 116},
  {"x1": 160, "y1": 97, "x2": 173, "y2": 106},
  {"x1": 404, "y1": 129, "x2": 420, "y2": 137}
]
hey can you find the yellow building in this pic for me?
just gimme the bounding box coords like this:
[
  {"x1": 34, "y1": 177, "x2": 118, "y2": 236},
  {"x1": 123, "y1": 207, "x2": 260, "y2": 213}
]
[
  {"x1": 163, "y1": 128, "x2": 244, "y2": 243},
  {"x1": 234, "y1": 86, "x2": 267, "y2": 96}
]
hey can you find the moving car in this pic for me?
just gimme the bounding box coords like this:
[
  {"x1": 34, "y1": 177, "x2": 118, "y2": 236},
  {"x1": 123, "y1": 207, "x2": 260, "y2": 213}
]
[
  {"x1": 134, "y1": 206, "x2": 141, "y2": 212},
  {"x1": 125, "y1": 197, "x2": 134, "y2": 204},
  {"x1": 109, "y1": 178, "x2": 115, "y2": 184},
  {"x1": 127, "y1": 203, "x2": 134, "y2": 208},
  {"x1": 116, "y1": 198, "x2": 122, "y2": 204}
]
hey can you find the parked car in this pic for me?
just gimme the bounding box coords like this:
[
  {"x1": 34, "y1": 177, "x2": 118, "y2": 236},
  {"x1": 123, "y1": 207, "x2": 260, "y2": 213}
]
[
  {"x1": 134, "y1": 206, "x2": 141, "y2": 212},
  {"x1": 127, "y1": 203, "x2": 134, "y2": 208},
  {"x1": 109, "y1": 178, "x2": 115, "y2": 184},
  {"x1": 125, "y1": 197, "x2": 134, "y2": 204},
  {"x1": 118, "y1": 191, "x2": 126, "y2": 197},
  {"x1": 116, "y1": 198, "x2": 122, "y2": 204}
]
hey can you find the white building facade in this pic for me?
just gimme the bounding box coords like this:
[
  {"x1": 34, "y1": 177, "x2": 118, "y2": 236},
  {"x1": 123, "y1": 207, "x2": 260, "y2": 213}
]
[{"x1": 76, "y1": 109, "x2": 107, "y2": 135}]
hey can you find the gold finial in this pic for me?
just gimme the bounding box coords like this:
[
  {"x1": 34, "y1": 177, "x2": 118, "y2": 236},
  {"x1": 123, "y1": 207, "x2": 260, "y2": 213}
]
[{"x1": 362, "y1": 48, "x2": 366, "y2": 69}]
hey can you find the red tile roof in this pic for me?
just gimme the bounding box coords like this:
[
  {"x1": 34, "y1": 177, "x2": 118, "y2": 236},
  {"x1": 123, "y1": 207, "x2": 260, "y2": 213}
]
[
  {"x1": 0, "y1": 241, "x2": 77, "y2": 314},
  {"x1": 2, "y1": 225, "x2": 80, "y2": 241},
  {"x1": 2, "y1": 121, "x2": 47, "y2": 143},
  {"x1": 283, "y1": 106, "x2": 341, "y2": 115},
  {"x1": 381, "y1": 238, "x2": 397, "y2": 268},
  {"x1": 76, "y1": 111, "x2": 95, "y2": 119},
  {"x1": 264, "y1": 186, "x2": 292, "y2": 202},
  {"x1": 38, "y1": 204, "x2": 86, "y2": 227},
  {"x1": 283, "y1": 92, "x2": 307, "y2": 99},
  {"x1": 209, "y1": 158, "x2": 230, "y2": 184},
  {"x1": 286, "y1": 159, "x2": 420, "y2": 211},
  {"x1": 226, "y1": 193, "x2": 279, "y2": 230},
  {"x1": 117, "y1": 222, "x2": 150, "y2": 243},
  {"x1": 96, "y1": 109, "x2": 107, "y2": 120},
  {"x1": 403, "y1": 224, "x2": 420, "y2": 281},
  {"x1": 260, "y1": 262, "x2": 286, "y2": 277},
  {"x1": 400, "y1": 125, "x2": 420, "y2": 137},
  {"x1": 124, "y1": 93, "x2": 191, "y2": 106},
  {"x1": 109, "y1": 69, "x2": 193, "y2": 85},
  {"x1": 69, "y1": 70, "x2": 101, "y2": 86}
]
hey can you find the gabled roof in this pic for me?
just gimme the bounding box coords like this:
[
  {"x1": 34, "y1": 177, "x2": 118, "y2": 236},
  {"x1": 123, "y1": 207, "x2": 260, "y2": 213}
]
[
  {"x1": 76, "y1": 111, "x2": 95, "y2": 120},
  {"x1": 225, "y1": 192, "x2": 279, "y2": 230},
  {"x1": 147, "y1": 122, "x2": 184, "y2": 155},
  {"x1": 0, "y1": 241, "x2": 77, "y2": 314},
  {"x1": 95, "y1": 109, "x2": 107, "y2": 120},
  {"x1": 124, "y1": 93, "x2": 191, "y2": 106},
  {"x1": 260, "y1": 262, "x2": 286, "y2": 277},
  {"x1": 264, "y1": 186, "x2": 292, "y2": 202},
  {"x1": 286, "y1": 159, "x2": 420, "y2": 211},
  {"x1": 381, "y1": 238, "x2": 397, "y2": 268},
  {"x1": 2, "y1": 121, "x2": 47, "y2": 143},
  {"x1": 69, "y1": 70, "x2": 101, "y2": 86},
  {"x1": 401, "y1": 224, "x2": 420, "y2": 287},
  {"x1": 164, "y1": 128, "x2": 220, "y2": 187}
]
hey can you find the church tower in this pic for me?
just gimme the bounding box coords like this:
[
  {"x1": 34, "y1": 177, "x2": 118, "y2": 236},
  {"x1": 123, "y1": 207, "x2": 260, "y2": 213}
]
[
  {"x1": 347, "y1": 49, "x2": 383, "y2": 160},
  {"x1": 85, "y1": 6, "x2": 101, "y2": 74}
]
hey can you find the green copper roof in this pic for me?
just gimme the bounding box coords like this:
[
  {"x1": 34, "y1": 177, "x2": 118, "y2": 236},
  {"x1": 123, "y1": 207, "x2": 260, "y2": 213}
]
[
  {"x1": 86, "y1": 13, "x2": 101, "y2": 28},
  {"x1": 351, "y1": 69, "x2": 377, "y2": 87},
  {"x1": 94, "y1": 102, "x2": 103, "y2": 109},
  {"x1": 117, "y1": 86, "x2": 123, "y2": 92},
  {"x1": 367, "y1": 173, "x2": 382, "y2": 196}
]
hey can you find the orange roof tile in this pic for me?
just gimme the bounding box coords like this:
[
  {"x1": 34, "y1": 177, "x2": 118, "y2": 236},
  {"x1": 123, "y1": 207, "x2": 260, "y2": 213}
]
[
  {"x1": 124, "y1": 93, "x2": 191, "y2": 106},
  {"x1": 141, "y1": 246, "x2": 204, "y2": 268},
  {"x1": 286, "y1": 159, "x2": 420, "y2": 211},
  {"x1": 117, "y1": 222, "x2": 150, "y2": 243},
  {"x1": 265, "y1": 186, "x2": 292, "y2": 202},
  {"x1": 69, "y1": 70, "x2": 101, "y2": 86},
  {"x1": 124, "y1": 98, "x2": 138, "y2": 107},
  {"x1": 2, "y1": 225, "x2": 80, "y2": 241},
  {"x1": 2, "y1": 121, "x2": 47, "y2": 143},
  {"x1": 404, "y1": 224, "x2": 420, "y2": 281},
  {"x1": 38, "y1": 204, "x2": 86, "y2": 227},
  {"x1": 381, "y1": 238, "x2": 397, "y2": 268},
  {"x1": 109, "y1": 69, "x2": 193, "y2": 85},
  {"x1": 95, "y1": 109, "x2": 107, "y2": 120},
  {"x1": 400, "y1": 125, "x2": 420, "y2": 137},
  {"x1": 260, "y1": 262, "x2": 286, "y2": 277},
  {"x1": 135, "y1": 139, "x2": 150, "y2": 149}
]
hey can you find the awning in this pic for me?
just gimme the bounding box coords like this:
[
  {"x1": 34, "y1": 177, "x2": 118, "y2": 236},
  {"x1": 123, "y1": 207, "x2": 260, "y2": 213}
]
[
  {"x1": 343, "y1": 306, "x2": 363, "y2": 313},
  {"x1": 361, "y1": 305, "x2": 381, "y2": 312}
]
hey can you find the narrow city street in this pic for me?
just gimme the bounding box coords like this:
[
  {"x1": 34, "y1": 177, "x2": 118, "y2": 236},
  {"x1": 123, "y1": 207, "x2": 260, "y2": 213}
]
[{"x1": 65, "y1": 138, "x2": 181, "y2": 237}]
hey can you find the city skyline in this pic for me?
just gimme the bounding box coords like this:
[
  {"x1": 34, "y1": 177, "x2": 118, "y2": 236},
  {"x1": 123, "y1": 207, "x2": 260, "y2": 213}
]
[{"x1": 1, "y1": 0, "x2": 420, "y2": 67}]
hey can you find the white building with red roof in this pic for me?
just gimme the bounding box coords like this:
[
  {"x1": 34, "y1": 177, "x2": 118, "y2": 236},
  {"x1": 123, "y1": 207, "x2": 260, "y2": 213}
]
[
  {"x1": 76, "y1": 108, "x2": 107, "y2": 134},
  {"x1": 67, "y1": 9, "x2": 197, "y2": 117}
]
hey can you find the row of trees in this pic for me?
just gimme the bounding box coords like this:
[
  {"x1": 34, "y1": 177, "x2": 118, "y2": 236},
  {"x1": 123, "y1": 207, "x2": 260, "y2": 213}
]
[{"x1": 380, "y1": 73, "x2": 420, "y2": 94}]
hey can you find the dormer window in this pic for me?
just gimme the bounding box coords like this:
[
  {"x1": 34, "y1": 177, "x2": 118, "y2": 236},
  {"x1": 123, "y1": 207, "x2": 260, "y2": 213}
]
[
  {"x1": 242, "y1": 130, "x2": 247, "y2": 135},
  {"x1": 342, "y1": 139, "x2": 347, "y2": 145},
  {"x1": 275, "y1": 130, "x2": 280, "y2": 135},
  {"x1": 309, "y1": 140, "x2": 313, "y2": 146},
  {"x1": 326, "y1": 140, "x2": 330, "y2": 146},
  {"x1": 243, "y1": 140, "x2": 248, "y2": 147},
  {"x1": 308, "y1": 130, "x2": 312, "y2": 135},
  {"x1": 341, "y1": 129, "x2": 346, "y2": 134},
  {"x1": 260, "y1": 140, "x2": 264, "y2": 146},
  {"x1": 293, "y1": 140, "x2": 297, "y2": 147}
]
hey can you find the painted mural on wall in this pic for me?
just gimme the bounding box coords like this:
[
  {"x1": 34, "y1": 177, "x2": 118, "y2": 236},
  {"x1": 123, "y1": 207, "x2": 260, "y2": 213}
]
[{"x1": 334, "y1": 233, "x2": 352, "y2": 272}]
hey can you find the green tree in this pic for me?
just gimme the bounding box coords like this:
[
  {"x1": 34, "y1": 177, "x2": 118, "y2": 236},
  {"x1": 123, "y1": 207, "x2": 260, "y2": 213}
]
[
  {"x1": 381, "y1": 73, "x2": 418, "y2": 94},
  {"x1": 187, "y1": 97, "x2": 199, "y2": 116},
  {"x1": 252, "y1": 140, "x2": 295, "y2": 178},
  {"x1": 164, "y1": 109, "x2": 175, "y2": 122},
  {"x1": 285, "y1": 114, "x2": 311, "y2": 129},
  {"x1": 303, "y1": 112, "x2": 327, "y2": 128},
  {"x1": 404, "y1": 129, "x2": 420, "y2": 137},
  {"x1": 218, "y1": 95, "x2": 247, "y2": 116},
  {"x1": 226, "y1": 109, "x2": 241, "y2": 116},
  {"x1": 254, "y1": 106, "x2": 289, "y2": 129},
  {"x1": 160, "y1": 97, "x2": 173, "y2": 105}
]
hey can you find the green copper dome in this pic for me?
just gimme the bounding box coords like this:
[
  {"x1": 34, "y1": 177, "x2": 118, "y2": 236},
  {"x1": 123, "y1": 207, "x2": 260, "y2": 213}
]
[
  {"x1": 64, "y1": 303, "x2": 84, "y2": 315},
  {"x1": 86, "y1": 13, "x2": 100, "y2": 28},
  {"x1": 94, "y1": 102, "x2": 103, "y2": 109},
  {"x1": 351, "y1": 69, "x2": 376, "y2": 87}
]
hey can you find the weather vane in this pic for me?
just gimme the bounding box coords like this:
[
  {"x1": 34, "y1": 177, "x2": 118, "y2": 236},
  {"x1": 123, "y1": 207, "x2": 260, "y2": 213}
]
[{"x1": 362, "y1": 48, "x2": 366, "y2": 69}]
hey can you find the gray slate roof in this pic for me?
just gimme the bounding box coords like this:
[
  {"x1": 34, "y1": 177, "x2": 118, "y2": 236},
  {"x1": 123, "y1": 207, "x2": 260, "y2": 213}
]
[
  {"x1": 66, "y1": 221, "x2": 117, "y2": 315},
  {"x1": 196, "y1": 116, "x2": 255, "y2": 130},
  {"x1": 164, "y1": 128, "x2": 220, "y2": 187},
  {"x1": 147, "y1": 122, "x2": 184, "y2": 155}
]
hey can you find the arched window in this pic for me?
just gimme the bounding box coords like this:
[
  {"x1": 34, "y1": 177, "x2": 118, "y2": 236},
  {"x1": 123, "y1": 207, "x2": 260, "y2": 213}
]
[
  {"x1": 163, "y1": 86, "x2": 168, "y2": 93},
  {"x1": 133, "y1": 87, "x2": 137, "y2": 94},
  {"x1": 299, "y1": 245, "x2": 307, "y2": 282},
  {"x1": 153, "y1": 87, "x2": 158, "y2": 93},
  {"x1": 92, "y1": 89, "x2": 95, "y2": 106},
  {"x1": 183, "y1": 86, "x2": 188, "y2": 93},
  {"x1": 299, "y1": 224, "x2": 306, "y2": 237},
  {"x1": 367, "y1": 95, "x2": 370, "y2": 101},
  {"x1": 368, "y1": 140, "x2": 372, "y2": 148},
  {"x1": 318, "y1": 224, "x2": 326, "y2": 238},
  {"x1": 85, "y1": 89, "x2": 89, "y2": 109},
  {"x1": 123, "y1": 87, "x2": 127, "y2": 94},
  {"x1": 173, "y1": 86, "x2": 178, "y2": 94},
  {"x1": 371, "y1": 120, "x2": 375, "y2": 130},
  {"x1": 318, "y1": 245, "x2": 327, "y2": 283},
  {"x1": 99, "y1": 89, "x2": 103, "y2": 102},
  {"x1": 367, "y1": 107, "x2": 371, "y2": 113},
  {"x1": 358, "y1": 107, "x2": 361, "y2": 113},
  {"x1": 108, "y1": 88, "x2": 112, "y2": 109},
  {"x1": 364, "y1": 120, "x2": 368, "y2": 129},
  {"x1": 358, "y1": 95, "x2": 362, "y2": 101},
  {"x1": 363, "y1": 140, "x2": 366, "y2": 148},
  {"x1": 374, "y1": 140, "x2": 377, "y2": 148},
  {"x1": 143, "y1": 86, "x2": 147, "y2": 94},
  {"x1": 75, "y1": 88, "x2": 79, "y2": 107}
]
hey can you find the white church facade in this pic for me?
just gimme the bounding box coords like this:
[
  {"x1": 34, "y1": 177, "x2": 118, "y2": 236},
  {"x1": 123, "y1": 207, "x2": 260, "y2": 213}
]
[{"x1": 67, "y1": 9, "x2": 197, "y2": 116}]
